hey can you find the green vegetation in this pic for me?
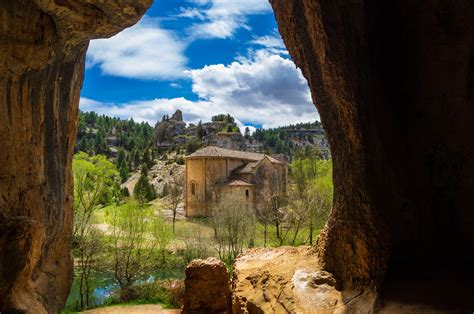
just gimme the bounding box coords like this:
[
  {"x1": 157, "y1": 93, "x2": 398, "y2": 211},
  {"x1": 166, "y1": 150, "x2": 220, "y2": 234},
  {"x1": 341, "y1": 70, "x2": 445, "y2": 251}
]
[
  {"x1": 211, "y1": 113, "x2": 240, "y2": 133},
  {"x1": 72, "y1": 152, "x2": 121, "y2": 309},
  {"x1": 133, "y1": 165, "x2": 157, "y2": 204},
  {"x1": 289, "y1": 154, "x2": 332, "y2": 244},
  {"x1": 68, "y1": 118, "x2": 333, "y2": 312},
  {"x1": 75, "y1": 111, "x2": 156, "y2": 182},
  {"x1": 251, "y1": 121, "x2": 329, "y2": 158}
]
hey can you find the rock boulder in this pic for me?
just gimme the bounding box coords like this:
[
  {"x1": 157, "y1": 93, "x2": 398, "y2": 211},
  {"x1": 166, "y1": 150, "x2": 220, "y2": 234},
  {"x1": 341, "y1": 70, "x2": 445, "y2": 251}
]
[{"x1": 182, "y1": 257, "x2": 230, "y2": 313}]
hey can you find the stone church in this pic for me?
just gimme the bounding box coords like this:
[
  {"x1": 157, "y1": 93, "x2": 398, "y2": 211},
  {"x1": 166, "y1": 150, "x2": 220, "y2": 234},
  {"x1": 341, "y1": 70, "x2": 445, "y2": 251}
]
[{"x1": 184, "y1": 146, "x2": 287, "y2": 217}]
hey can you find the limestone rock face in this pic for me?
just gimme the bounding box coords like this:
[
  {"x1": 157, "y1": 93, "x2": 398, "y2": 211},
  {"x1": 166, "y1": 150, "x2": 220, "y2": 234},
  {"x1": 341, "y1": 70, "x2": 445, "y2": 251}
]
[
  {"x1": 182, "y1": 257, "x2": 230, "y2": 313},
  {"x1": 231, "y1": 247, "x2": 377, "y2": 313},
  {"x1": 271, "y1": 0, "x2": 474, "y2": 289},
  {"x1": 0, "y1": 0, "x2": 152, "y2": 312},
  {"x1": 171, "y1": 109, "x2": 184, "y2": 122}
]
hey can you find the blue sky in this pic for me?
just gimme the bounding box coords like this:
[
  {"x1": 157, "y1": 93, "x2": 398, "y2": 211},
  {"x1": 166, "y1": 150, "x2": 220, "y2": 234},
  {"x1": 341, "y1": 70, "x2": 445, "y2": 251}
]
[{"x1": 80, "y1": 0, "x2": 318, "y2": 130}]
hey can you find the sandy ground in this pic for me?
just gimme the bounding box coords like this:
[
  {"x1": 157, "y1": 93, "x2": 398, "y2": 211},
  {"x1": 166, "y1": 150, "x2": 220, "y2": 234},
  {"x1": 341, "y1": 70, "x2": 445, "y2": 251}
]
[{"x1": 83, "y1": 304, "x2": 180, "y2": 314}]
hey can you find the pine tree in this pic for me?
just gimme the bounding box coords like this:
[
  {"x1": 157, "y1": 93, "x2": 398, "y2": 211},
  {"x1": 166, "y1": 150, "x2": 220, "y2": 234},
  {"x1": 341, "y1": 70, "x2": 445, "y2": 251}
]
[
  {"x1": 197, "y1": 120, "x2": 205, "y2": 139},
  {"x1": 133, "y1": 164, "x2": 155, "y2": 204}
]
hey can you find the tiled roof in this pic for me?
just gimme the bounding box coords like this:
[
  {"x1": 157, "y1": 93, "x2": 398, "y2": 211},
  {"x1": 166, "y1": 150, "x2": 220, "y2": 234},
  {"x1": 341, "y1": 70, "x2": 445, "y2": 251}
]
[
  {"x1": 235, "y1": 162, "x2": 259, "y2": 174},
  {"x1": 224, "y1": 178, "x2": 254, "y2": 186},
  {"x1": 185, "y1": 146, "x2": 282, "y2": 164}
]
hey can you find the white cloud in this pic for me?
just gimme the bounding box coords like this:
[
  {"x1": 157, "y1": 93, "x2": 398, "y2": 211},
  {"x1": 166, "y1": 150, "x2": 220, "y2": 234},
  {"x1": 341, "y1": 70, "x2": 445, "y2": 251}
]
[
  {"x1": 81, "y1": 49, "x2": 317, "y2": 130},
  {"x1": 86, "y1": 17, "x2": 188, "y2": 80},
  {"x1": 183, "y1": 0, "x2": 273, "y2": 39},
  {"x1": 250, "y1": 35, "x2": 285, "y2": 49},
  {"x1": 248, "y1": 31, "x2": 289, "y2": 56},
  {"x1": 186, "y1": 49, "x2": 316, "y2": 128}
]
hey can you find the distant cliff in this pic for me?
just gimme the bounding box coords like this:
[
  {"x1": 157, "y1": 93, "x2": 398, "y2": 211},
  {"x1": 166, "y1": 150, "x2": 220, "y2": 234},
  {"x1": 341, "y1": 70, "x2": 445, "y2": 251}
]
[{"x1": 154, "y1": 110, "x2": 330, "y2": 160}]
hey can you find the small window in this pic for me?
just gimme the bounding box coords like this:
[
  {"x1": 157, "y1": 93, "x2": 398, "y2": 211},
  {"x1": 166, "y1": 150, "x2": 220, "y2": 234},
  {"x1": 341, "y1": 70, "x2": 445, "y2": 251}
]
[
  {"x1": 245, "y1": 189, "x2": 249, "y2": 197},
  {"x1": 191, "y1": 181, "x2": 196, "y2": 195}
]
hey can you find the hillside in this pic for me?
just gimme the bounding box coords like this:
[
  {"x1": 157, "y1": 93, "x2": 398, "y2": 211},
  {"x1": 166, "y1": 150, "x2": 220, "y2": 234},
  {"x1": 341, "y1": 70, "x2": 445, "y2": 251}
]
[
  {"x1": 153, "y1": 110, "x2": 330, "y2": 160},
  {"x1": 75, "y1": 110, "x2": 330, "y2": 174},
  {"x1": 75, "y1": 111, "x2": 156, "y2": 182},
  {"x1": 250, "y1": 121, "x2": 330, "y2": 159}
]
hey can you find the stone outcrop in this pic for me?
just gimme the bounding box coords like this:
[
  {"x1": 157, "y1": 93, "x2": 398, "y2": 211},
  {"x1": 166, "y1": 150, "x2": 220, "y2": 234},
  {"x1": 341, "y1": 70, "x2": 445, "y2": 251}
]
[
  {"x1": 123, "y1": 160, "x2": 185, "y2": 198},
  {"x1": 182, "y1": 257, "x2": 230, "y2": 313},
  {"x1": 271, "y1": 0, "x2": 474, "y2": 295},
  {"x1": 0, "y1": 1, "x2": 152, "y2": 312},
  {"x1": 231, "y1": 247, "x2": 376, "y2": 313},
  {"x1": 171, "y1": 109, "x2": 184, "y2": 122},
  {"x1": 204, "y1": 132, "x2": 246, "y2": 151},
  {"x1": 155, "y1": 111, "x2": 188, "y2": 148}
]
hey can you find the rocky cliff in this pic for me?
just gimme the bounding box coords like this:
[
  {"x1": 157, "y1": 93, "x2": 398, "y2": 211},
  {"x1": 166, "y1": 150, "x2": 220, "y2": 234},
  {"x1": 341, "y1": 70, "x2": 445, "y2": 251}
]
[
  {"x1": 0, "y1": 1, "x2": 151, "y2": 312},
  {"x1": 271, "y1": 0, "x2": 474, "y2": 296}
]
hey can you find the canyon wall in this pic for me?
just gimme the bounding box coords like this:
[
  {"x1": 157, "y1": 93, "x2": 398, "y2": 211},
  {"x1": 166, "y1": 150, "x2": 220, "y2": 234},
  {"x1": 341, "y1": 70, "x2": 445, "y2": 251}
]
[
  {"x1": 271, "y1": 0, "x2": 474, "y2": 289},
  {"x1": 0, "y1": 1, "x2": 152, "y2": 312}
]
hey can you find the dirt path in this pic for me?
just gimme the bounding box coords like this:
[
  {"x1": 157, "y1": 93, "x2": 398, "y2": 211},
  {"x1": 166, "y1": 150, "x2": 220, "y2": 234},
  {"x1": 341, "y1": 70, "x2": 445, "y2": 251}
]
[{"x1": 83, "y1": 304, "x2": 180, "y2": 314}]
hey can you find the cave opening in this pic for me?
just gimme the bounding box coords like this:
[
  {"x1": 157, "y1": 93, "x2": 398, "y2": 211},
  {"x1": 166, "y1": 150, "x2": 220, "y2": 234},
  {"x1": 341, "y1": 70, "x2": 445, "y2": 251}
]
[{"x1": 1, "y1": 0, "x2": 473, "y2": 312}]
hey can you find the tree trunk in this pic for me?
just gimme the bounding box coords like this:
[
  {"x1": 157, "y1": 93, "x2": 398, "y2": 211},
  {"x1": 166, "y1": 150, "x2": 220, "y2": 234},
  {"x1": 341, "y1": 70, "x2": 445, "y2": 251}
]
[
  {"x1": 264, "y1": 224, "x2": 267, "y2": 247},
  {"x1": 173, "y1": 210, "x2": 177, "y2": 234},
  {"x1": 275, "y1": 221, "x2": 280, "y2": 239}
]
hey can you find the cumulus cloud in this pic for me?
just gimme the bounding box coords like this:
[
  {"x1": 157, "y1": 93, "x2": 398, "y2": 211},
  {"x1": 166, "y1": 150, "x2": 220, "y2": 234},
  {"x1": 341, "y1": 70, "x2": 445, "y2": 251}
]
[
  {"x1": 182, "y1": 0, "x2": 273, "y2": 39},
  {"x1": 80, "y1": 97, "x2": 212, "y2": 125},
  {"x1": 81, "y1": 49, "x2": 317, "y2": 130},
  {"x1": 187, "y1": 49, "x2": 316, "y2": 128},
  {"x1": 86, "y1": 17, "x2": 188, "y2": 80}
]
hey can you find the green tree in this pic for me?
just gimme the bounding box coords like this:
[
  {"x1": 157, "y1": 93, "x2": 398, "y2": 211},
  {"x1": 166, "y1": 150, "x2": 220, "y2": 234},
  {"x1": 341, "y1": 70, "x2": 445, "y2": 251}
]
[
  {"x1": 290, "y1": 157, "x2": 333, "y2": 244},
  {"x1": 133, "y1": 165, "x2": 156, "y2": 204},
  {"x1": 213, "y1": 195, "x2": 256, "y2": 265},
  {"x1": 168, "y1": 176, "x2": 184, "y2": 234},
  {"x1": 196, "y1": 120, "x2": 206, "y2": 139},
  {"x1": 72, "y1": 152, "x2": 120, "y2": 309},
  {"x1": 185, "y1": 138, "x2": 201, "y2": 155},
  {"x1": 109, "y1": 203, "x2": 164, "y2": 301},
  {"x1": 244, "y1": 127, "x2": 251, "y2": 139}
]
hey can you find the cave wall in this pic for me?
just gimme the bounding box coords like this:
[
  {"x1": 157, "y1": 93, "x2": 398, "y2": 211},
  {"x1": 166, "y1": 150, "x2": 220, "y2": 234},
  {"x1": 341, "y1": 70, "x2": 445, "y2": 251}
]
[
  {"x1": 0, "y1": 1, "x2": 152, "y2": 312},
  {"x1": 271, "y1": 0, "x2": 474, "y2": 288}
]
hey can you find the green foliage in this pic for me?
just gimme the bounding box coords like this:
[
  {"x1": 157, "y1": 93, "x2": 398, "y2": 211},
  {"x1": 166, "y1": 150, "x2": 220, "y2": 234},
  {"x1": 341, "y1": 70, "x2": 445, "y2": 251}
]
[
  {"x1": 212, "y1": 196, "x2": 256, "y2": 266},
  {"x1": 133, "y1": 171, "x2": 156, "y2": 204},
  {"x1": 211, "y1": 113, "x2": 235, "y2": 123},
  {"x1": 196, "y1": 120, "x2": 206, "y2": 139},
  {"x1": 175, "y1": 156, "x2": 185, "y2": 165},
  {"x1": 108, "y1": 203, "x2": 163, "y2": 300},
  {"x1": 72, "y1": 152, "x2": 120, "y2": 309},
  {"x1": 73, "y1": 152, "x2": 121, "y2": 213},
  {"x1": 75, "y1": 111, "x2": 155, "y2": 172},
  {"x1": 244, "y1": 127, "x2": 251, "y2": 139},
  {"x1": 185, "y1": 138, "x2": 202, "y2": 155},
  {"x1": 290, "y1": 156, "x2": 333, "y2": 244},
  {"x1": 251, "y1": 120, "x2": 327, "y2": 158}
]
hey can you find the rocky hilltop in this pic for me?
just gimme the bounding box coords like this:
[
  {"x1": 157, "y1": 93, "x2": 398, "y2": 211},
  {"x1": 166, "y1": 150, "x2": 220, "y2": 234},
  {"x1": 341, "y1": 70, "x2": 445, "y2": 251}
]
[
  {"x1": 155, "y1": 110, "x2": 330, "y2": 160},
  {"x1": 155, "y1": 110, "x2": 245, "y2": 151}
]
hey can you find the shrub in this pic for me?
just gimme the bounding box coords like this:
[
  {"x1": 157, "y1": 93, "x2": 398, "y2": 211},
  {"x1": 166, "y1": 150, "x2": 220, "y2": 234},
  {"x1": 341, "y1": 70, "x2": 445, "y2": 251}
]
[{"x1": 175, "y1": 156, "x2": 185, "y2": 165}]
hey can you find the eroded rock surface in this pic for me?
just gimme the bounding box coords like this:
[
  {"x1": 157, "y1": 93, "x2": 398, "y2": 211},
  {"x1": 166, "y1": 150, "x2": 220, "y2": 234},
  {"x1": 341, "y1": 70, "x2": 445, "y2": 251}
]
[
  {"x1": 271, "y1": 0, "x2": 474, "y2": 291},
  {"x1": 232, "y1": 247, "x2": 376, "y2": 313},
  {"x1": 182, "y1": 257, "x2": 230, "y2": 314},
  {"x1": 0, "y1": 1, "x2": 152, "y2": 312}
]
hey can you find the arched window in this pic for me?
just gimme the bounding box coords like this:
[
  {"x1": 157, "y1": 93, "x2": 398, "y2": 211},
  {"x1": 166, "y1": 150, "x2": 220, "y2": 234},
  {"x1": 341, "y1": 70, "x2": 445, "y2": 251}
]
[
  {"x1": 245, "y1": 189, "x2": 249, "y2": 197},
  {"x1": 191, "y1": 181, "x2": 196, "y2": 195}
]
